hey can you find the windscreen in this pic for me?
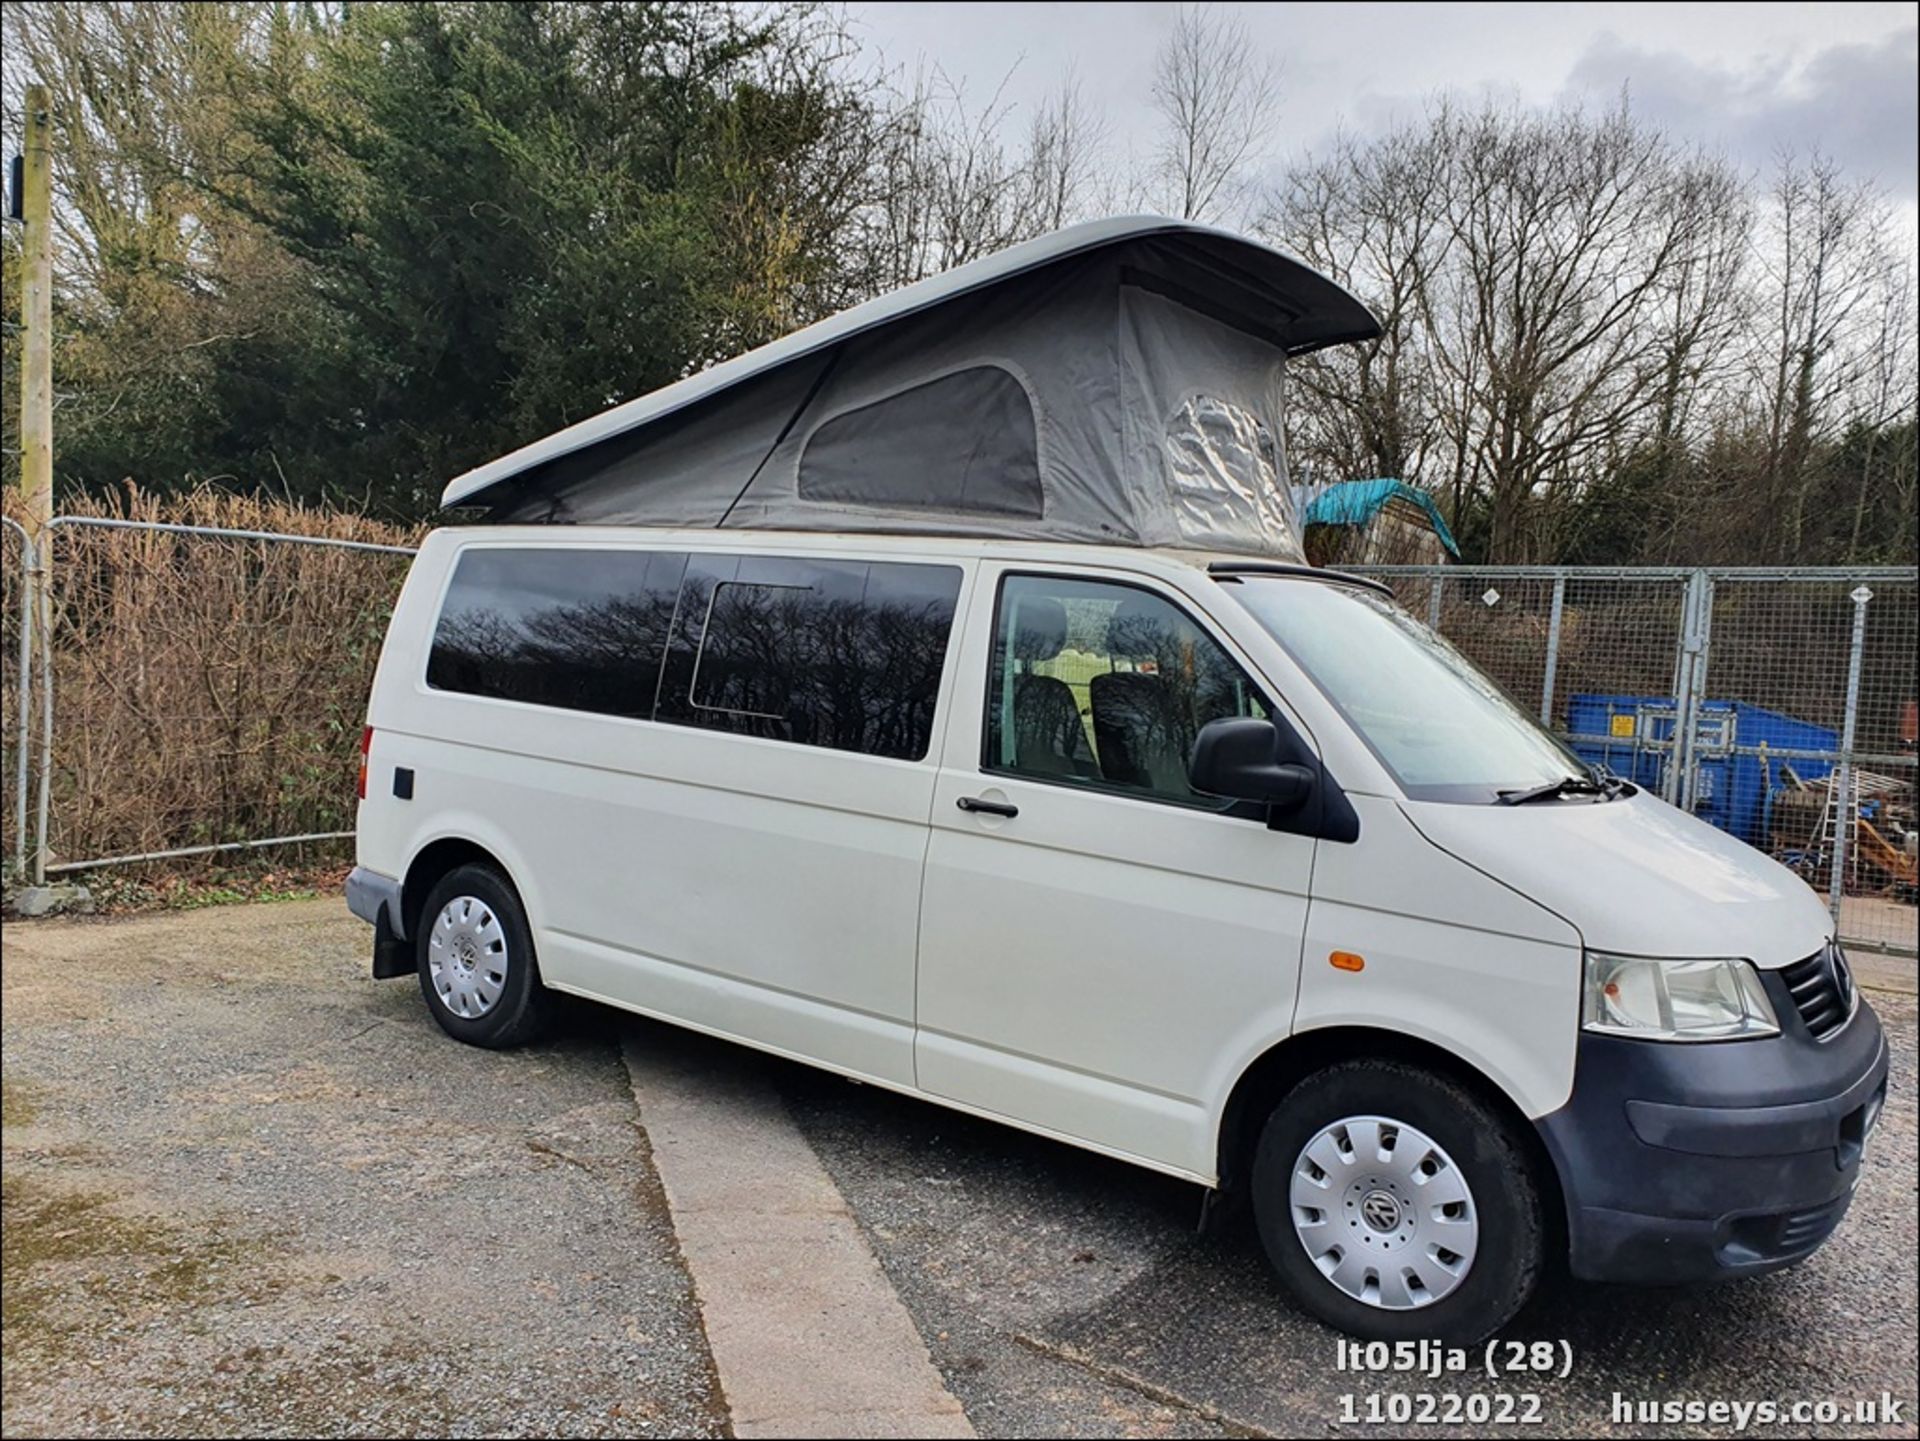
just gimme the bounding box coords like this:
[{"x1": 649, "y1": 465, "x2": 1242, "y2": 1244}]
[{"x1": 1230, "y1": 579, "x2": 1587, "y2": 802}]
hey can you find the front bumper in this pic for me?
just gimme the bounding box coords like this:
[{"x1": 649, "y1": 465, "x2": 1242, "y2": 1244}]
[{"x1": 1536, "y1": 976, "x2": 1888, "y2": 1286}]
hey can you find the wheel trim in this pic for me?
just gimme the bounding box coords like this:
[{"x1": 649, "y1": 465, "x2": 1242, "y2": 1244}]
[
  {"x1": 427, "y1": 895, "x2": 509, "y2": 1019},
  {"x1": 1289, "y1": 1114, "x2": 1478, "y2": 1310}
]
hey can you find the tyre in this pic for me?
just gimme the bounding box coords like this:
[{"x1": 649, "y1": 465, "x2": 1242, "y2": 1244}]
[
  {"x1": 415, "y1": 863, "x2": 556, "y2": 1048},
  {"x1": 1250, "y1": 1059, "x2": 1542, "y2": 1344}
]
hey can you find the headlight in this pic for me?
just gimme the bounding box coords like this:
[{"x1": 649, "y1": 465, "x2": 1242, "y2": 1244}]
[{"x1": 1582, "y1": 952, "x2": 1779, "y2": 1041}]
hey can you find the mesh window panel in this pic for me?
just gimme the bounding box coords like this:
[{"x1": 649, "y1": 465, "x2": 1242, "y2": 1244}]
[{"x1": 798, "y1": 366, "x2": 1044, "y2": 517}]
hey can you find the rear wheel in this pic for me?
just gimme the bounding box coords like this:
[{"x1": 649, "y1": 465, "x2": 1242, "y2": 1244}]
[
  {"x1": 415, "y1": 863, "x2": 555, "y2": 1048},
  {"x1": 1250, "y1": 1059, "x2": 1542, "y2": 1343}
]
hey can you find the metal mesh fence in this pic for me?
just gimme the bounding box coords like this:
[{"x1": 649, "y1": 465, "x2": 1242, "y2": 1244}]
[
  {"x1": 38, "y1": 519, "x2": 415, "y2": 872},
  {"x1": 1354, "y1": 564, "x2": 1919, "y2": 955},
  {"x1": 11, "y1": 522, "x2": 1914, "y2": 956},
  {"x1": 1704, "y1": 575, "x2": 1918, "y2": 957}
]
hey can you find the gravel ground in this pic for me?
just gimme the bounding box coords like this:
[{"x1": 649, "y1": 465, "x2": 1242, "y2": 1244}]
[
  {"x1": 1, "y1": 900, "x2": 724, "y2": 1440},
  {"x1": 4, "y1": 898, "x2": 1912, "y2": 1440},
  {"x1": 783, "y1": 988, "x2": 1918, "y2": 1440}
]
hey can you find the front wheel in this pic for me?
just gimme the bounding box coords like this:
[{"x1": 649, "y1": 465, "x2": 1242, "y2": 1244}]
[{"x1": 1250, "y1": 1059, "x2": 1543, "y2": 1343}]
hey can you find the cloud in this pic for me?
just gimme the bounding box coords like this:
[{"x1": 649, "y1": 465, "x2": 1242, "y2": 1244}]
[{"x1": 1563, "y1": 26, "x2": 1918, "y2": 196}]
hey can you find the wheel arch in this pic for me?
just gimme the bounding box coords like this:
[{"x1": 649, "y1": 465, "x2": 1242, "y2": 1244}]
[
  {"x1": 1215, "y1": 1026, "x2": 1566, "y2": 1256},
  {"x1": 401, "y1": 836, "x2": 515, "y2": 940}
]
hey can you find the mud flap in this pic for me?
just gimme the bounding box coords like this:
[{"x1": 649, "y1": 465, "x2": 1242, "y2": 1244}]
[{"x1": 371, "y1": 909, "x2": 412, "y2": 980}]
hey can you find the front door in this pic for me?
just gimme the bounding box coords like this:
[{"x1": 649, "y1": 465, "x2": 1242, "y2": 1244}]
[{"x1": 915, "y1": 564, "x2": 1317, "y2": 1181}]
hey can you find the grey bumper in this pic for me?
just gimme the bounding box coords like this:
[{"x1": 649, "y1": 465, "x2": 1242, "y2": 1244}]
[{"x1": 345, "y1": 866, "x2": 405, "y2": 938}]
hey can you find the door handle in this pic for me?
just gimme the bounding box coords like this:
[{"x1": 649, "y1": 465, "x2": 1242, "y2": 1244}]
[{"x1": 957, "y1": 795, "x2": 1019, "y2": 819}]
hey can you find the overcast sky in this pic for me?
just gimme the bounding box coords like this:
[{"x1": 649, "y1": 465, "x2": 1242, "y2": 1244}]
[{"x1": 849, "y1": 1, "x2": 1919, "y2": 208}]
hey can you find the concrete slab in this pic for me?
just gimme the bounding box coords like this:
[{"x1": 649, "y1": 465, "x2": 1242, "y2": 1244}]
[
  {"x1": 1839, "y1": 894, "x2": 1917, "y2": 958},
  {"x1": 1849, "y1": 947, "x2": 1918, "y2": 996},
  {"x1": 622, "y1": 1024, "x2": 974, "y2": 1440}
]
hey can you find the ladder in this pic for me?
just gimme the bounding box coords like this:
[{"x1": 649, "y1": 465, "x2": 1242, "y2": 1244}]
[{"x1": 1808, "y1": 768, "x2": 1860, "y2": 897}]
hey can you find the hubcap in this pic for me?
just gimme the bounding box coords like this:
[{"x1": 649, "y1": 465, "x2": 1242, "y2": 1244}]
[
  {"x1": 1289, "y1": 1115, "x2": 1478, "y2": 1310},
  {"x1": 1360, "y1": 1189, "x2": 1402, "y2": 1233},
  {"x1": 428, "y1": 895, "x2": 508, "y2": 1019}
]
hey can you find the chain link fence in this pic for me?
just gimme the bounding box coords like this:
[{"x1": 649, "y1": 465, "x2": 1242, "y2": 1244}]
[
  {"x1": 3, "y1": 525, "x2": 1913, "y2": 955},
  {"x1": 1353, "y1": 565, "x2": 1920, "y2": 956}
]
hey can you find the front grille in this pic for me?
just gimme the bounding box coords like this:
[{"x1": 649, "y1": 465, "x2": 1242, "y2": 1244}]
[{"x1": 1779, "y1": 944, "x2": 1856, "y2": 1041}]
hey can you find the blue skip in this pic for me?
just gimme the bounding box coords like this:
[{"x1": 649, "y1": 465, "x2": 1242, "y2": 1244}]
[{"x1": 1567, "y1": 694, "x2": 1840, "y2": 848}]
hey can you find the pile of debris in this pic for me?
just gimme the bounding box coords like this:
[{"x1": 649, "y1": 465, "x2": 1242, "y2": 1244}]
[{"x1": 1771, "y1": 764, "x2": 1919, "y2": 904}]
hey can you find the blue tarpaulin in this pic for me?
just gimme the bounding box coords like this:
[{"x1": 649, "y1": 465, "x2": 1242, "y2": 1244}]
[{"x1": 1303, "y1": 478, "x2": 1460, "y2": 556}]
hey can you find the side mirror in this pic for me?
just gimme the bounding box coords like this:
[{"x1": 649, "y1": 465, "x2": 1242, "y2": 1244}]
[{"x1": 1190, "y1": 716, "x2": 1316, "y2": 811}]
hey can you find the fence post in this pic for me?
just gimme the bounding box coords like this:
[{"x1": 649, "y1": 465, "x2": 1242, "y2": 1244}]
[
  {"x1": 31, "y1": 520, "x2": 59, "y2": 887},
  {"x1": 7, "y1": 520, "x2": 31, "y2": 875},
  {"x1": 1827, "y1": 586, "x2": 1871, "y2": 927},
  {"x1": 1668, "y1": 570, "x2": 1712, "y2": 808},
  {"x1": 1427, "y1": 575, "x2": 1444, "y2": 632},
  {"x1": 1540, "y1": 573, "x2": 1566, "y2": 725},
  {"x1": 1684, "y1": 570, "x2": 1715, "y2": 813}
]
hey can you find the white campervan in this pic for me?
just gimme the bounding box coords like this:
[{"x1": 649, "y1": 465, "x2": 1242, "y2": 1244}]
[{"x1": 349, "y1": 220, "x2": 1887, "y2": 1343}]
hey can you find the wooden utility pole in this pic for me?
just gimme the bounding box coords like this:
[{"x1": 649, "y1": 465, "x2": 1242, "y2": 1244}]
[
  {"x1": 19, "y1": 82, "x2": 53, "y2": 887},
  {"x1": 19, "y1": 84, "x2": 52, "y2": 540}
]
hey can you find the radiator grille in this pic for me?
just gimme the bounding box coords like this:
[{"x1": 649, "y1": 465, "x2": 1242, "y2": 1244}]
[{"x1": 1779, "y1": 944, "x2": 1855, "y2": 1041}]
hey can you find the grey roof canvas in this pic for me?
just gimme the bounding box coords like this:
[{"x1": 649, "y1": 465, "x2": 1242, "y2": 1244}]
[{"x1": 443, "y1": 217, "x2": 1379, "y2": 561}]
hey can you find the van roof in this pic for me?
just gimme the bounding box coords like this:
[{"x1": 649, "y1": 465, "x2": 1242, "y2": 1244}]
[{"x1": 439, "y1": 216, "x2": 1382, "y2": 525}]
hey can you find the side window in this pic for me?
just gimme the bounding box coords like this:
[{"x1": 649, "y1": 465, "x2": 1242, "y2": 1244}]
[
  {"x1": 656, "y1": 554, "x2": 963, "y2": 760},
  {"x1": 426, "y1": 547, "x2": 688, "y2": 717},
  {"x1": 984, "y1": 574, "x2": 1267, "y2": 805}
]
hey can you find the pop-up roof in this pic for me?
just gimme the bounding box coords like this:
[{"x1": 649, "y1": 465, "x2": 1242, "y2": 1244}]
[{"x1": 442, "y1": 217, "x2": 1379, "y2": 561}]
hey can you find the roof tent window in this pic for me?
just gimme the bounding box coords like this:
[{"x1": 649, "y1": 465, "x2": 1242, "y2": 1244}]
[
  {"x1": 1164, "y1": 395, "x2": 1297, "y2": 551},
  {"x1": 799, "y1": 365, "x2": 1044, "y2": 518}
]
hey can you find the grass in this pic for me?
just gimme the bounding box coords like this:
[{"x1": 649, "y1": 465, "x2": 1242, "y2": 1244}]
[
  {"x1": 43, "y1": 858, "x2": 346, "y2": 917},
  {"x1": 1, "y1": 1078, "x2": 39, "y2": 1129},
  {"x1": 0, "y1": 1172, "x2": 268, "y2": 1369}
]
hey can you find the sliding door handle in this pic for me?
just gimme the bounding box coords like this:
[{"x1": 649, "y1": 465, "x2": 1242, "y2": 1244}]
[{"x1": 956, "y1": 795, "x2": 1019, "y2": 819}]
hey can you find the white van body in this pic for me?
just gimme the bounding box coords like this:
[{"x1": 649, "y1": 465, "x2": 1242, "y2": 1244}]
[{"x1": 350, "y1": 526, "x2": 1887, "y2": 1342}]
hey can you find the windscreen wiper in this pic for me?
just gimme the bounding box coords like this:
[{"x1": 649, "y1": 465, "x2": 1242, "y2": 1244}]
[{"x1": 1496, "y1": 773, "x2": 1621, "y2": 806}]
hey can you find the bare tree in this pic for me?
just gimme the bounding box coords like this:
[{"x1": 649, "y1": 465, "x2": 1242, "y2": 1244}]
[
  {"x1": 1020, "y1": 68, "x2": 1110, "y2": 233},
  {"x1": 1427, "y1": 100, "x2": 1746, "y2": 560},
  {"x1": 1745, "y1": 151, "x2": 1895, "y2": 559},
  {"x1": 1845, "y1": 251, "x2": 1918, "y2": 560},
  {"x1": 1148, "y1": 3, "x2": 1281, "y2": 223},
  {"x1": 1261, "y1": 119, "x2": 1452, "y2": 491},
  {"x1": 1644, "y1": 158, "x2": 1752, "y2": 471},
  {"x1": 1267, "y1": 96, "x2": 1754, "y2": 561},
  {"x1": 855, "y1": 62, "x2": 1109, "y2": 293}
]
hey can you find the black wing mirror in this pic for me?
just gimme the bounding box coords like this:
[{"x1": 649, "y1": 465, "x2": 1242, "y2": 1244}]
[{"x1": 1190, "y1": 717, "x2": 1315, "y2": 811}]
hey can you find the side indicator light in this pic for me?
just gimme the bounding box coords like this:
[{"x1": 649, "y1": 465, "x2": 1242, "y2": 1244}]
[{"x1": 1330, "y1": 951, "x2": 1365, "y2": 972}]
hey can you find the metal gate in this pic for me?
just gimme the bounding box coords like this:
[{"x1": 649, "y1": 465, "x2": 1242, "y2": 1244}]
[{"x1": 6, "y1": 517, "x2": 416, "y2": 886}]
